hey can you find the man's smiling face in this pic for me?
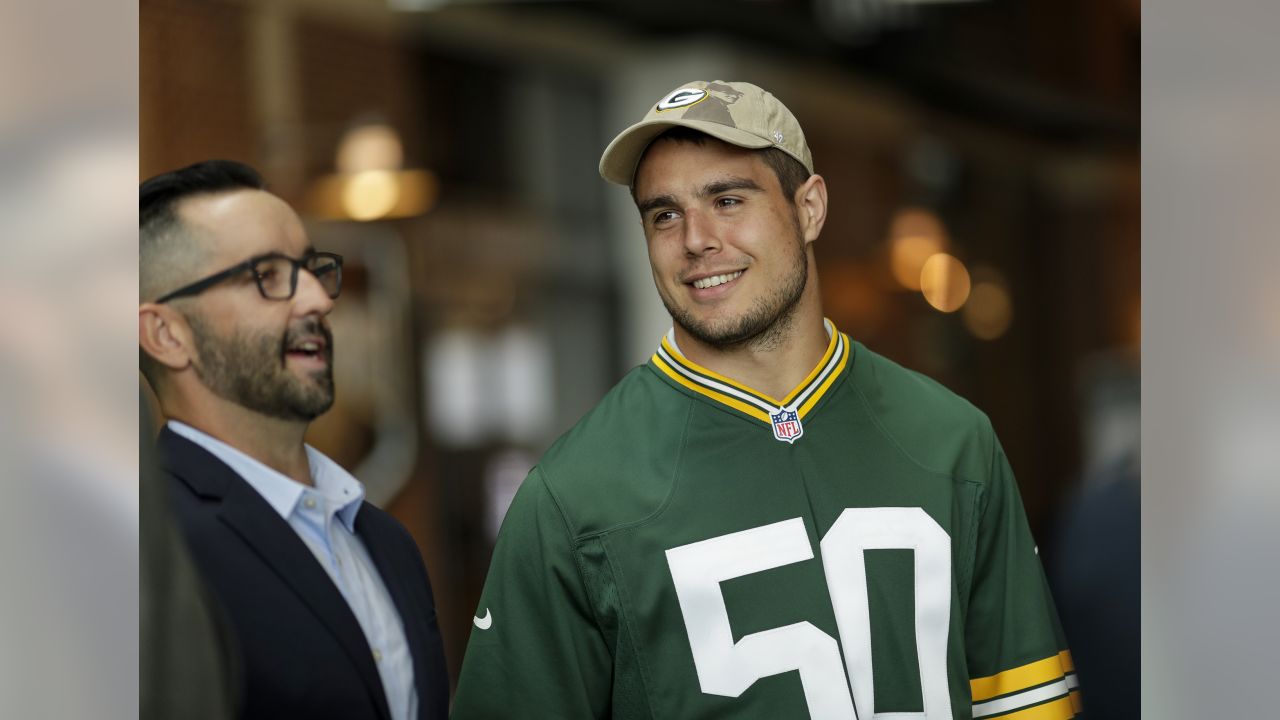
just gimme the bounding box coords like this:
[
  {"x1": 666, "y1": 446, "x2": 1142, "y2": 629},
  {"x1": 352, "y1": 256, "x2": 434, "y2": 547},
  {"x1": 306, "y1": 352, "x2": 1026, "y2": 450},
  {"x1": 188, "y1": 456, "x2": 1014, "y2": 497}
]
[{"x1": 634, "y1": 136, "x2": 812, "y2": 349}]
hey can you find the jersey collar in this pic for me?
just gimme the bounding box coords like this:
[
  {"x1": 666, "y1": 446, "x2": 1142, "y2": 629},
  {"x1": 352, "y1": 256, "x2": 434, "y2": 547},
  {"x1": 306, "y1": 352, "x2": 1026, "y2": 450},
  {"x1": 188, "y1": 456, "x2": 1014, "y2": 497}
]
[{"x1": 650, "y1": 318, "x2": 852, "y2": 427}]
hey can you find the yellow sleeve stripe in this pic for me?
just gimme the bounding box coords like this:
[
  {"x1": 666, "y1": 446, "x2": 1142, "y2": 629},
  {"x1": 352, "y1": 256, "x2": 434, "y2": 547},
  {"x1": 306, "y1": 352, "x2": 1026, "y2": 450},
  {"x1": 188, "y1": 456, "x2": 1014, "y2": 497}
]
[
  {"x1": 652, "y1": 355, "x2": 771, "y2": 423},
  {"x1": 1058, "y1": 649, "x2": 1075, "y2": 673},
  {"x1": 970, "y1": 650, "x2": 1074, "y2": 702},
  {"x1": 990, "y1": 694, "x2": 1077, "y2": 720}
]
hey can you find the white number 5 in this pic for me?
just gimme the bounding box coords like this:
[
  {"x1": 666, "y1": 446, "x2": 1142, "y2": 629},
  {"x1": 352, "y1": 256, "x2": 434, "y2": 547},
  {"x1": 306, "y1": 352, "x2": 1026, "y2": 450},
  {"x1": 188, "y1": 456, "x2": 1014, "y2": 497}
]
[{"x1": 665, "y1": 508, "x2": 953, "y2": 719}]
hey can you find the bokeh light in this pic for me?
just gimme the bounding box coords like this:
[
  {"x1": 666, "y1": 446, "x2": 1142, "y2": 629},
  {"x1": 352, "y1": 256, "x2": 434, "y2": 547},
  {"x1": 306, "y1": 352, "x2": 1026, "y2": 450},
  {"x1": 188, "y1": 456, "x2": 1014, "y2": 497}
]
[
  {"x1": 342, "y1": 170, "x2": 401, "y2": 221},
  {"x1": 962, "y1": 280, "x2": 1013, "y2": 339},
  {"x1": 336, "y1": 123, "x2": 404, "y2": 174},
  {"x1": 309, "y1": 168, "x2": 437, "y2": 221},
  {"x1": 888, "y1": 208, "x2": 949, "y2": 290},
  {"x1": 920, "y1": 253, "x2": 971, "y2": 312}
]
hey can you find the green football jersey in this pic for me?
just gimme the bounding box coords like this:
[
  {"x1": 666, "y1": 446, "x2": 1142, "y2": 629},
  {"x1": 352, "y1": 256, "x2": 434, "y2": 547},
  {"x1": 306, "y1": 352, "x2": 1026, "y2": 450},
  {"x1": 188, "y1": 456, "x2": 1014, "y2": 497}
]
[{"x1": 453, "y1": 322, "x2": 1078, "y2": 720}]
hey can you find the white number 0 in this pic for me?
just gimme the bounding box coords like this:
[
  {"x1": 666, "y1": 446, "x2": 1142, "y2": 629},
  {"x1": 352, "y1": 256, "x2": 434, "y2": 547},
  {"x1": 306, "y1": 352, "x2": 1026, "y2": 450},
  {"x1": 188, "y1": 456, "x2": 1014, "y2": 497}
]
[{"x1": 665, "y1": 508, "x2": 953, "y2": 719}]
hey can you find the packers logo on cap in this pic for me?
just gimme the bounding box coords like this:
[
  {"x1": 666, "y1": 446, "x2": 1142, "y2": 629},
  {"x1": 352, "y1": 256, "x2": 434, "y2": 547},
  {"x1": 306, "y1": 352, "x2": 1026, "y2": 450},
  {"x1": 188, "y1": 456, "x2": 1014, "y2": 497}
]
[
  {"x1": 656, "y1": 88, "x2": 708, "y2": 112},
  {"x1": 599, "y1": 80, "x2": 814, "y2": 185}
]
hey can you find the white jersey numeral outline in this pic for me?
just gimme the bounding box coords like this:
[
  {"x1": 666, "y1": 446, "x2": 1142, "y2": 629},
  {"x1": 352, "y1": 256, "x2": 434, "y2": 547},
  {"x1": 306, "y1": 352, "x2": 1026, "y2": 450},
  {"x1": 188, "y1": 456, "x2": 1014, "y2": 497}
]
[{"x1": 666, "y1": 508, "x2": 952, "y2": 719}]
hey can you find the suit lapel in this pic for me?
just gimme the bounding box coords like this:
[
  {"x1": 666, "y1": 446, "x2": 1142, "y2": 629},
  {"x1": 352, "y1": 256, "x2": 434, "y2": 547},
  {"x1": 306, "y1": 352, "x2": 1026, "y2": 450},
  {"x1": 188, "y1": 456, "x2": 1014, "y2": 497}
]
[{"x1": 160, "y1": 428, "x2": 393, "y2": 720}]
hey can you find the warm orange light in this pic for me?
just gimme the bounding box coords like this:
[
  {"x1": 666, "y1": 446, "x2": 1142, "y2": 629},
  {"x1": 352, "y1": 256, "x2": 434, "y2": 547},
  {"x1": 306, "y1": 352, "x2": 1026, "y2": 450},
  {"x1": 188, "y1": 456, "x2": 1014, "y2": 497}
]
[
  {"x1": 308, "y1": 169, "x2": 438, "y2": 221},
  {"x1": 888, "y1": 208, "x2": 949, "y2": 290},
  {"x1": 342, "y1": 170, "x2": 400, "y2": 221},
  {"x1": 963, "y1": 281, "x2": 1013, "y2": 340},
  {"x1": 336, "y1": 123, "x2": 404, "y2": 174},
  {"x1": 308, "y1": 120, "x2": 436, "y2": 221},
  {"x1": 920, "y1": 253, "x2": 970, "y2": 312},
  {"x1": 891, "y1": 235, "x2": 945, "y2": 290},
  {"x1": 890, "y1": 207, "x2": 945, "y2": 241},
  {"x1": 394, "y1": 169, "x2": 438, "y2": 216}
]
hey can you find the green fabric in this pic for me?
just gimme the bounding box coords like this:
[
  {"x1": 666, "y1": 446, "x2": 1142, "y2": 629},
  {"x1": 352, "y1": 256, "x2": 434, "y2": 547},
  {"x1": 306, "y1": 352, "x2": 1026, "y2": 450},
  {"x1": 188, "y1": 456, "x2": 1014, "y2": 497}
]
[{"x1": 453, "y1": 341, "x2": 1070, "y2": 719}]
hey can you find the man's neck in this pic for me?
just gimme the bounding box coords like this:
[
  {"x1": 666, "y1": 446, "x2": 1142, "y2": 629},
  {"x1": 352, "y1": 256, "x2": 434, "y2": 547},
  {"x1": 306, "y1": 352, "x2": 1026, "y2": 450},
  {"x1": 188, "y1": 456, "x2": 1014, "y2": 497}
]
[
  {"x1": 163, "y1": 395, "x2": 314, "y2": 486},
  {"x1": 675, "y1": 308, "x2": 830, "y2": 403}
]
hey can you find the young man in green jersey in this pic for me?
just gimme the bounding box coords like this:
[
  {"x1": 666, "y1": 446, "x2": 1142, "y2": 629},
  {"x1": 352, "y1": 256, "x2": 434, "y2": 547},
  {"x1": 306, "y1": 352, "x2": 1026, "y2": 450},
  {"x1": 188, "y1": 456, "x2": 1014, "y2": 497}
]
[{"x1": 452, "y1": 81, "x2": 1079, "y2": 720}]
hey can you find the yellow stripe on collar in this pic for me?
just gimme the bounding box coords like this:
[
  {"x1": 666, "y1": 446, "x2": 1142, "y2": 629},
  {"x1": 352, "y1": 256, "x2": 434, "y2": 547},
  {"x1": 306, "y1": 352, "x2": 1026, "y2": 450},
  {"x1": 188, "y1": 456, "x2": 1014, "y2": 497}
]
[
  {"x1": 651, "y1": 355, "x2": 772, "y2": 423},
  {"x1": 781, "y1": 326, "x2": 839, "y2": 407},
  {"x1": 650, "y1": 320, "x2": 849, "y2": 426},
  {"x1": 798, "y1": 337, "x2": 849, "y2": 418}
]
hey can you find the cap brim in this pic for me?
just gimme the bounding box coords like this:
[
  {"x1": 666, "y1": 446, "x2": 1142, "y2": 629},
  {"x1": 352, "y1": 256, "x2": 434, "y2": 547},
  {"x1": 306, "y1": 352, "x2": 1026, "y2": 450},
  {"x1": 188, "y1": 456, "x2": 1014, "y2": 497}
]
[{"x1": 599, "y1": 118, "x2": 774, "y2": 186}]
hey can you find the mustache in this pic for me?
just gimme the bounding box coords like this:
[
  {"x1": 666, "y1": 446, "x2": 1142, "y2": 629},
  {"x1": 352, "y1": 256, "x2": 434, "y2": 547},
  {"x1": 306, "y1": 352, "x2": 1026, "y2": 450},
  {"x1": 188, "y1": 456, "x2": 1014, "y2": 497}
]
[{"x1": 280, "y1": 318, "x2": 334, "y2": 356}]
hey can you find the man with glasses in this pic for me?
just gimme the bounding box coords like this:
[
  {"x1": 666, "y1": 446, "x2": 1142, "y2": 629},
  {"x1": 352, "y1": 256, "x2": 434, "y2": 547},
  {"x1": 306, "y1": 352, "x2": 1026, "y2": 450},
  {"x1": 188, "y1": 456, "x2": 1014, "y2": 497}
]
[{"x1": 139, "y1": 160, "x2": 448, "y2": 720}]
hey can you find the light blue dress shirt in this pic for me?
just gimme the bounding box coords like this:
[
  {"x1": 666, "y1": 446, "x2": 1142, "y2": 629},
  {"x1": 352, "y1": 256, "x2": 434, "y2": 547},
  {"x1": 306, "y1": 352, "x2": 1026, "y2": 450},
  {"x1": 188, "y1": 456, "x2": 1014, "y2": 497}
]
[{"x1": 169, "y1": 421, "x2": 418, "y2": 720}]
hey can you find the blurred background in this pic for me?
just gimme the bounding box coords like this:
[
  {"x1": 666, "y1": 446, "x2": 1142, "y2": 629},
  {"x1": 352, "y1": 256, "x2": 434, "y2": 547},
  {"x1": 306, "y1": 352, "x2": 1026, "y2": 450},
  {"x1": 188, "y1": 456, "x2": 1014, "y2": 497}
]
[
  {"x1": 14, "y1": 0, "x2": 1280, "y2": 717},
  {"x1": 140, "y1": 0, "x2": 1139, "y2": 702}
]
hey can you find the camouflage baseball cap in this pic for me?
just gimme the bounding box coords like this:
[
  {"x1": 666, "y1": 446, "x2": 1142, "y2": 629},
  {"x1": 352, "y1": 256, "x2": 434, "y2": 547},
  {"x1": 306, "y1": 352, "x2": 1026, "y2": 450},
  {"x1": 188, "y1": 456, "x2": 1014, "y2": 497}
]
[{"x1": 599, "y1": 80, "x2": 814, "y2": 186}]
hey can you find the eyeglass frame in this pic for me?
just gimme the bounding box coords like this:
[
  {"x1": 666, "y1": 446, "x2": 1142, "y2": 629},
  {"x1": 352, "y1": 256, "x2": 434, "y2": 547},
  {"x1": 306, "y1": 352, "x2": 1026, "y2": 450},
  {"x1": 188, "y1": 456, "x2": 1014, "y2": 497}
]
[{"x1": 153, "y1": 250, "x2": 344, "y2": 304}]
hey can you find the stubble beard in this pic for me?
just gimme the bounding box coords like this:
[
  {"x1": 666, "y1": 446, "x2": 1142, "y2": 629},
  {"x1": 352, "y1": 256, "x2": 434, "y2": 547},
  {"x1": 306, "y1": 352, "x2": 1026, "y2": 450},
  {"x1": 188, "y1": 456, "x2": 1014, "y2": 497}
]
[
  {"x1": 660, "y1": 221, "x2": 810, "y2": 353},
  {"x1": 188, "y1": 313, "x2": 335, "y2": 422}
]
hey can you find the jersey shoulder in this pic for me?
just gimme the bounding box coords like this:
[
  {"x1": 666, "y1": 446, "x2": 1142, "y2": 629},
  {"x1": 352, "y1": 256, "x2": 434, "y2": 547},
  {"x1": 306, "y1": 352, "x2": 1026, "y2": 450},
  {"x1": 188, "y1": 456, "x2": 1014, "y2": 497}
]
[
  {"x1": 848, "y1": 342, "x2": 998, "y2": 485},
  {"x1": 535, "y1": 365, "x2": 693, "y2": 539}
]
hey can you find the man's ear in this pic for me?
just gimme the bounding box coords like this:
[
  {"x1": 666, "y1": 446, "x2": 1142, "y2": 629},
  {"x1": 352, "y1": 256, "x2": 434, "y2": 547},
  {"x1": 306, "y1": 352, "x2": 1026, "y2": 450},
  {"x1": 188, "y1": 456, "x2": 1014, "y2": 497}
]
[
  {"x1": 138, "y1": 303, "x2": 195, "y2": 371},
  {"x1": 795, "y1": 174, "x2": 828, "y2": 244}
]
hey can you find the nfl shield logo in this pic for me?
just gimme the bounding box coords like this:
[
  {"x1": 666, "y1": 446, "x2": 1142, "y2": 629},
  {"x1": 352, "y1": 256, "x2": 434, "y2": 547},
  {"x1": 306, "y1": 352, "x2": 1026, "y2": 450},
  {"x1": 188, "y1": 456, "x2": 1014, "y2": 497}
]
[{"x1": 770, "y1": 408, "x2": 803, "y2": 444}]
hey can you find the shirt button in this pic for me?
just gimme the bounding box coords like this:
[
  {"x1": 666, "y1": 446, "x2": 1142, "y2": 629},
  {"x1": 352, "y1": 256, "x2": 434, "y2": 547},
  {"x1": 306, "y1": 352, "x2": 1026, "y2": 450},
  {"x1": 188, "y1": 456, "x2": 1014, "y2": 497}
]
[
  {"x1": 304, "y1": 498, "x2": 317, "y2": 509},
  {"x1": 372, "y1": 649, "x2": 382, "y2": 663}
]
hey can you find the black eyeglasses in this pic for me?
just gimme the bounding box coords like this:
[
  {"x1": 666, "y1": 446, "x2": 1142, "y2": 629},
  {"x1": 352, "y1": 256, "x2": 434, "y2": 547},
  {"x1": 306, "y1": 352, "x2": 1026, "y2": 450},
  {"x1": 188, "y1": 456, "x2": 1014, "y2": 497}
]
[{"x1": 154, "y1": 251, "x2": 344, "y2": 304}]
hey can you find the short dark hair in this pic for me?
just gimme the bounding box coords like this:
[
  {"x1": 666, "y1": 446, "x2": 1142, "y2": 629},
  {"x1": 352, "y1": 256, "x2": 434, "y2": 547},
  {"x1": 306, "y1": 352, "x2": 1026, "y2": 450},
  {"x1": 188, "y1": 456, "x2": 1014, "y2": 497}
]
[
  {"x1": 139, "y1": 160, "x2": 267, "y2": 387},
  {"x1": 635, "y1": 127, "x2": 812, "y2": 201},
  {"x1": 140, "y1": 159, "x2": 265, "y2": 235},
  {"x1": 140, "y1": 159, "x2": 267, "y2": 300}
]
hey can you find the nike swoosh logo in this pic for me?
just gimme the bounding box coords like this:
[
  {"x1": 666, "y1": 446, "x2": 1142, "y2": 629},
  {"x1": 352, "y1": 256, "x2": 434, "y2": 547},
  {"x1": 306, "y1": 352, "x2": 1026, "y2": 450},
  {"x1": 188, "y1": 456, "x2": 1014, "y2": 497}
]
[{"x1": 473, "y1": 608, "x2": 492, "y2": 630}]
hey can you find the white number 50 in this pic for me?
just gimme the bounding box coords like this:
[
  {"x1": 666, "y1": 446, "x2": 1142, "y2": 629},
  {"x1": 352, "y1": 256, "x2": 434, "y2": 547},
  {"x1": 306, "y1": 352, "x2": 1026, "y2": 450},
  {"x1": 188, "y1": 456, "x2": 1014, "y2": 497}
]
[{"x1": 665, "y1": 508, "x2": 953, "y2": 719}]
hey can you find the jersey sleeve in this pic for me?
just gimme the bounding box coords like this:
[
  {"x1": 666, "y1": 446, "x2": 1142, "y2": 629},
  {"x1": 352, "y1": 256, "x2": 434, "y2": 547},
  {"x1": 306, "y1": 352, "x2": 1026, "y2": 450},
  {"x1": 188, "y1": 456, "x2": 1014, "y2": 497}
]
[
  {"x1": 964, "y1": 435, "x2": 1081, "y2": 720},
  {"x1": 452, "y1": 467, "x2": 612, "y2": 719}
]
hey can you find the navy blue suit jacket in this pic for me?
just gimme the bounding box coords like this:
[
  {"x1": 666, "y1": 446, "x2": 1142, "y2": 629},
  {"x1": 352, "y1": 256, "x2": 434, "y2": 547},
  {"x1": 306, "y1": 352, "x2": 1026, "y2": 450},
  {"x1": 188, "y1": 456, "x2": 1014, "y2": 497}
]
[{"x1": 160, "y1": 427, "x2": 449, "y2": 720}]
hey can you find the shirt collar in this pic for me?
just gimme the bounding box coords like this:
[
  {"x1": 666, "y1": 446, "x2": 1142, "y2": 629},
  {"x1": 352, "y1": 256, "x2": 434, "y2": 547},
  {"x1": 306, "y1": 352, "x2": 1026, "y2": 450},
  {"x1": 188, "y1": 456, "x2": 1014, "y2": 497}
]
[
  {"x1": 650, "y1": 318, "x2": 850, "y2": 426},
  {"x1": 306, "y1": 444, "x2": 365, "y2": 531},
  {"x1": 167, "y1": 420, "x2": 364, "y2": 531}
]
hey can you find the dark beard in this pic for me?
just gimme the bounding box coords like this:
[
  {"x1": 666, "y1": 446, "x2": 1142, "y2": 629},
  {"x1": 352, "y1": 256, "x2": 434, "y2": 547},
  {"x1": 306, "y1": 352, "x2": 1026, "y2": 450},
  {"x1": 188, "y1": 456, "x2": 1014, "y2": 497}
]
[
  {"x1": 661, "y1": 225, "x2": 809, "y2": 352},
  {"x1": 188, "y1": 314, "x2": 335, "y2": 422}
]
